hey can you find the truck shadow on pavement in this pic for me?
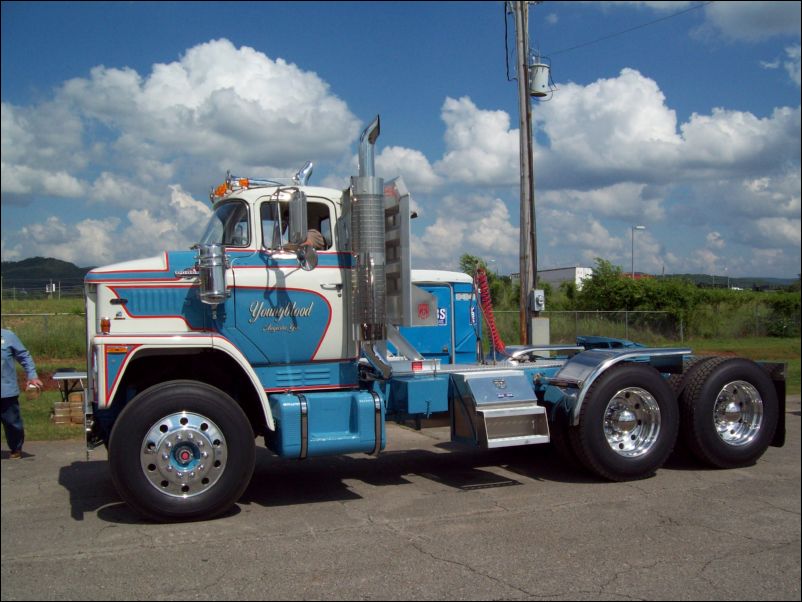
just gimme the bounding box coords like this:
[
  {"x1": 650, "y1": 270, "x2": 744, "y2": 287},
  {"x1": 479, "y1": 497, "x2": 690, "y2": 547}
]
[
  {"x1": 57, "y1": 460, "x2": 145, "y2": 523},
  {"x1": 56, "y1": 443, "x2": 597, "y2": 524},
  {"x1": 238, "y1": 443, "x2": 598, "y2": 510},
  {"x1": 58, "y1": 438, "x2": 752, "y2": 523}
]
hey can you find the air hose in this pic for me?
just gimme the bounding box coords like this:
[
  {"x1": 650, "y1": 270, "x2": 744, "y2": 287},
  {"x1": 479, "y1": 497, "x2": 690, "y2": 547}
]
[{"x1": 475, "y1": 268, "x2": 506, "y2": 354}]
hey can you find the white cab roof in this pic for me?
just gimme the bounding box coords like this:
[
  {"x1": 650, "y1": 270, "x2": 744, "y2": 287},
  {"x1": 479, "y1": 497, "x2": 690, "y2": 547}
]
[{"x1": 411, "y1": 269, "x2": 473, "y2": 284}]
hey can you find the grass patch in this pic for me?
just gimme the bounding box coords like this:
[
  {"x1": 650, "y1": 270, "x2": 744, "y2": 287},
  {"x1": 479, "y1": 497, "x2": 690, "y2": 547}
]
[
  {"x1": 685, "y1": 337, "x2": 800, "y2": 395},
  {"x1": 1, "y1": 299, "x2": 86, "y2": 359},
  {"x1": 5, "y1": 363, "x2": 87, "y2": 443},
  {"x1": 18, "y1": 390, "x2": 84, "y2": 441}
]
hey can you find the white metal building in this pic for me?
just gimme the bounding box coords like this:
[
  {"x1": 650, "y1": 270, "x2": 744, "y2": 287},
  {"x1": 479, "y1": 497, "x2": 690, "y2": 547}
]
[{"x1": 537, "y1": 266, "x2": 594, "y2": 290}]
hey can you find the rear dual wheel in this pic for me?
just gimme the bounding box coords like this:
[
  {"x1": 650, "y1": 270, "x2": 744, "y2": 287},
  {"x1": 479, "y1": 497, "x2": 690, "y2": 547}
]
[
  {"x1": 569, "y1": 364, "x2": 678, "y2": 481},
  {"x1": 678, "y1": 357, "x2": 778, "y2": 469}
]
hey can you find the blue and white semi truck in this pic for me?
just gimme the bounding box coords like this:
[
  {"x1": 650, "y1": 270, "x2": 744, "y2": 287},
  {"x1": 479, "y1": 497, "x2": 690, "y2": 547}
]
[{"x1": 83, "y1": 117, "x2": 786, "y2": 521}]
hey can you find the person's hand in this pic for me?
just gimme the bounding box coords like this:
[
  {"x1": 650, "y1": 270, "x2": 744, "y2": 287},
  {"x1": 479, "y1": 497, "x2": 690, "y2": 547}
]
[
  {"x1": 26, "y1": 378, "x2": 44, "y2": 389},
  {"x1": 306, "y1": 229, "x2": 325, "y2": 249}
]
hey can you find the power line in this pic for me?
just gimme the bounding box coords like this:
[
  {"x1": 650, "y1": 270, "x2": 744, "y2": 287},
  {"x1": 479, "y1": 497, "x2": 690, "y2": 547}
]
[
  {"x1": 504, "y1": 2, "x2": 517, "y2": 82},
  {"x1": 547, "y1": 1, "x2": 713, "y2": 57}
]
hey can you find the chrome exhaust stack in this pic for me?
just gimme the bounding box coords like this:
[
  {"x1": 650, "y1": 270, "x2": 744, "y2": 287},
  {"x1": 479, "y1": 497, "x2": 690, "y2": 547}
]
[
  {"x1": 349, "y1": 116, "x2": 392, "y2": 378},
  {"x1": 351, "y1": 116, "x2": 386, "y2": 343}
]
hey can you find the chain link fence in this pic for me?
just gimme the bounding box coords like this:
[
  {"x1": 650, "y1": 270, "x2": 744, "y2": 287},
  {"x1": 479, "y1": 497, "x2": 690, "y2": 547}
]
[
  {"x1": 492, "y1": 310, "x2": 680, "y2": 346},
  {"x1": 2, "y1": 302, "x2": 798, "y2": 359},
  {"x1": 491, "y1": 306, "x2": 800, "y2": 346},
  {"x1": 1, "y1": 281, "x2": 85, "y2": 300},
  {"x1": 1, "y1": 313, "x2": 86, "y2": 359}
]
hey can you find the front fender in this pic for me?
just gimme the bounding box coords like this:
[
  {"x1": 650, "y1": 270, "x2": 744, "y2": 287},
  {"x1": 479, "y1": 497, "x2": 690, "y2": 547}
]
[{"x1": 93, "y1": 333, "x2": 275, "y2": 431}]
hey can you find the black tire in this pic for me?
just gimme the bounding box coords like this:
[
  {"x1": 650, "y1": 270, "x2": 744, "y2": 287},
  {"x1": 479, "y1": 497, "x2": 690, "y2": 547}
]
[
  {"x1": 569, "y1": 364, "x2": 679, "y2": 481},
  {"x1": 679, "y1": 357, "x2": 778, "y2": 469},
  {"x1": 667, "y1": 356, "x2": 718, "y2": 397},
  {"x1": 667, "y1": 356, "x2": 719, "y2": 458},
  {"x1": 108, "y1": 380, "x2": 255, "y2": 522}
]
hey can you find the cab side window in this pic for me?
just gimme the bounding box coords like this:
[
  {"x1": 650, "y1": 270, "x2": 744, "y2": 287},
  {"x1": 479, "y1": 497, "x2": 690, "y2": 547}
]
[
  {"x1": 260, "y1": 199, "x2": 333, "y2": 250},
  {"x1": 307, "y1": 202, "x2": 333, "y2": 249}
]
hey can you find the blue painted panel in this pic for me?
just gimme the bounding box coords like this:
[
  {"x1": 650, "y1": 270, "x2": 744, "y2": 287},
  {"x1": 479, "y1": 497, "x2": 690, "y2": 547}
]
[
  {"x1": 398, "y1": 281, "x2": 480, "y2": 364},
  {"x1": 104, "y1": 347, "x2": 130, "y2": 399},
  {"x1": 110, "y1": 285, "x2": 208, "y2": 330},
  {"x1": 267, "y1": 390, "x2": 385, "y2": 458},
  {"x1": 255, "y1": 362, "x2": 358, "y2": 391},
  {"x1": 388, "y1": 376, "x2": 449, "y2": 416},
  {"x1": 232, "y1": 287, "x2": 332, "y2": 364},
  {"x1": 453, "y1": 281, "x2": 481, "y2": 363}
]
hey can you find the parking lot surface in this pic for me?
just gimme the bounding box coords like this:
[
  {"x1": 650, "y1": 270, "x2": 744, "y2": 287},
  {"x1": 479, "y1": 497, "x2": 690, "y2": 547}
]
[{"x1": 2, "y1": 398, "x2": 800, "y2": 601}]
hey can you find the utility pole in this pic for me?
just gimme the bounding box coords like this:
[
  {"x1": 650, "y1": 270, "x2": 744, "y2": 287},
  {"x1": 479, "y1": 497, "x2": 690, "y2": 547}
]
[
  {"x1": 513, "y1": 0, "x2": 538, "y2": 345},
  {"x1": 631, "y1": 225, "x2": 645, "y2": 279}
]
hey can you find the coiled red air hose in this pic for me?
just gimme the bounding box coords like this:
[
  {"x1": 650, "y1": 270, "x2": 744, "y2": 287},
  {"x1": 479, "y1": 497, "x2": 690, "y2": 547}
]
[{"x1": 475, "y1": 268, "x2": 506, "y2": 354}]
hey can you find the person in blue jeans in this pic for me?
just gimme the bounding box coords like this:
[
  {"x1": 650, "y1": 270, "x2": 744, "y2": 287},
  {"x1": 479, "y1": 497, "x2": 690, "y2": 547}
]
[{"x1": 2, "y1": 329, "x2": 43, "y2": 459}]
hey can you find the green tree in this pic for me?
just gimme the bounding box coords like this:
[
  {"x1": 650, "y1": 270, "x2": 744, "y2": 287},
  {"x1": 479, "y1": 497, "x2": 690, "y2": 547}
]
[
  {"x1": 559, "y1": 280, "x2": 577, "y2": 309},
  {"x1": 459, "y1": 253, "x2": 487, "y2": 276},
  {"x1": 576, "y1": 258, "x2": 638, "y2": 311}
]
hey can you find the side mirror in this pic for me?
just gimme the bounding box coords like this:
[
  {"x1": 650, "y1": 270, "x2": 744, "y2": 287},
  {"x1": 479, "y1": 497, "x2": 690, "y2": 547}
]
[
  {"x1": 288, "y1": 190, "x2": 308, "y2": 246},
  {"x1": 297, "y1": 244, "x2": 318, "y2": 271}
]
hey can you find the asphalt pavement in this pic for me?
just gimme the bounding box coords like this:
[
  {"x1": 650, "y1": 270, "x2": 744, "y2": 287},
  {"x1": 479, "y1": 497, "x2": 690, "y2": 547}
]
[{"x1": 2, "y1": 396, "x2": 800, "y2": 601}]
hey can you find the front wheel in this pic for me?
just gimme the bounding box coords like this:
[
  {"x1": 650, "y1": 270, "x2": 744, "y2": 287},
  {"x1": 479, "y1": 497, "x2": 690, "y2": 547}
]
[
  {"x1": 569, "y1": 364, "x2": 678, "y2": 481},
  {"x1": 108, "y1": 380, "x2": 255, "y2": 522}
]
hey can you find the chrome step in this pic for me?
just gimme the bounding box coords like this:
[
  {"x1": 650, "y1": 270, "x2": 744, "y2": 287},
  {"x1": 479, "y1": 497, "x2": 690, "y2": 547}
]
[{"x1": 451, "y1": 370, "x2": 550, "y2": 449}]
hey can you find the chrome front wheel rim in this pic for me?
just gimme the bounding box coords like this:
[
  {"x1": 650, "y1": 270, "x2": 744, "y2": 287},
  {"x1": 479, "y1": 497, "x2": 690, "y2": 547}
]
[{"x1": 140, "y1": 412, "x2": 227, "y2": 498}]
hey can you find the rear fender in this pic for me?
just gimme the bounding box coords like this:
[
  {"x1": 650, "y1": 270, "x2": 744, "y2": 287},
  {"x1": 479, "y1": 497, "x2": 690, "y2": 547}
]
[{"x1": 548, "y1": 347, "x2": 691, "y2": 426}]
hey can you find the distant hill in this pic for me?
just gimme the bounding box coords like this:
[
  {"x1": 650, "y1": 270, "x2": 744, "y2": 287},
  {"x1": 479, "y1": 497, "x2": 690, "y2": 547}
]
[
  {"x1": 1, "y1": 257, "x2": 798, "y2": 297},
  {"x1": 1, "y1": 257, "x2": 94, "y2": 297},
  {"x1": 662, "y1": 273, "x2": 796, "y2": 290}
]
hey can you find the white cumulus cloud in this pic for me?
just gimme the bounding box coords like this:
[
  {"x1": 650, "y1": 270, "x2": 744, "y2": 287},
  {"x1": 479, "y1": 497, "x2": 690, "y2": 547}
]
[
  {"x1": 411, "y1": 194, "x2": 519, "y2": 272},
  {"x1": 434, "y1": 97, "x2": 520, "y2": 186}
]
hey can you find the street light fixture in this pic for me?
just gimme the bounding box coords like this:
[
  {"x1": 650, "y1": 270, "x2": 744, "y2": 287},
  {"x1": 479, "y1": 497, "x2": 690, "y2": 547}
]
[{"x1": 631, "y1": 225, "x2": 646, "y2": 279}]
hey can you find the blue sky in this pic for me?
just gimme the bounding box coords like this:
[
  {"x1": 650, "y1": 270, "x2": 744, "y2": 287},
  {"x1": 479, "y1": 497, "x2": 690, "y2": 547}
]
[{"x1": 2, "y1": 1, "x2": 800, "y2": 279}]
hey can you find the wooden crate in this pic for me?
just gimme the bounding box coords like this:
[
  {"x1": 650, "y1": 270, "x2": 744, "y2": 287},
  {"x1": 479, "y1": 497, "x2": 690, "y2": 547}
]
[
  {"x1": 53, "y1": 402, "x2": 71, "y2": 425},
  {"x1": 70, "y1": 401, "x2": 84, "y2": 424}
]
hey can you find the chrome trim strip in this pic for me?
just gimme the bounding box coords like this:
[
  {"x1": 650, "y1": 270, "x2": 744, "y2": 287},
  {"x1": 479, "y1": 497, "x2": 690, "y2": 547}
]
[
  {"x1": 370, "y1": 391, "x2": 383, "y2": 456},
  {"x1": 298, "y1": 394, "x2": 309, "y2": 460}
]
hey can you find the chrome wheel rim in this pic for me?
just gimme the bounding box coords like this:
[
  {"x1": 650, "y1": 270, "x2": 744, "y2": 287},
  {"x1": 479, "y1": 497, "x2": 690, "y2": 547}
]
[
  {"x1": 603, "y1": 387, "x2": 661, "y2": 457},
  {"x1": 713, "y1": 380, "x2": 763, "y2": 447},
  {"x1": 140, "y1": 412, "x2": 227, "y2": 498}
]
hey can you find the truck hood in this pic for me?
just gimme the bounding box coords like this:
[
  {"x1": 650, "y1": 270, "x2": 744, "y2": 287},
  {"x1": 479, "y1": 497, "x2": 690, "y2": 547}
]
[{"x1": 85, "y1": 251, "x2": 199, "y2": 283}]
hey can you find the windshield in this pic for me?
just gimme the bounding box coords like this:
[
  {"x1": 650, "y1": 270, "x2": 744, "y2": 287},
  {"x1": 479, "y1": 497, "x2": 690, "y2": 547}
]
[{"x1": 199, "y1": 201, "x2": 250, "y2": 247}]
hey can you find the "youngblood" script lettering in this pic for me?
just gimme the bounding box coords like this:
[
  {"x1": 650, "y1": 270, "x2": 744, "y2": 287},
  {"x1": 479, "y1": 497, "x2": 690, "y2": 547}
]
[{"x1": 248, "y1": 300, "x2": 315, "y2": 324}]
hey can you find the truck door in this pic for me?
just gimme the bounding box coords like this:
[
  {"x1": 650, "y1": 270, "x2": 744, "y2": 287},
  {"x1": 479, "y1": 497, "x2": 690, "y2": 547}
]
[{"x1": 230, "y1": 196, "x2": 351, "y2": 367}]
